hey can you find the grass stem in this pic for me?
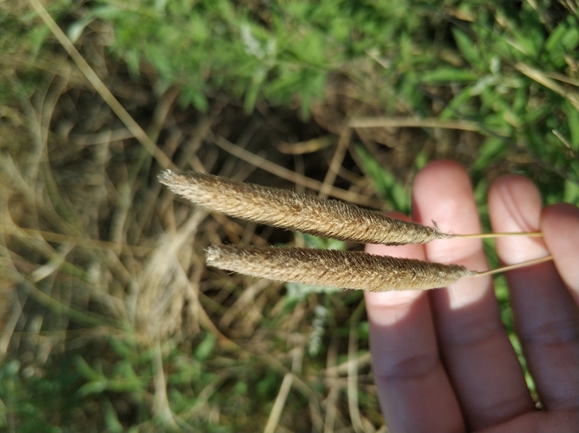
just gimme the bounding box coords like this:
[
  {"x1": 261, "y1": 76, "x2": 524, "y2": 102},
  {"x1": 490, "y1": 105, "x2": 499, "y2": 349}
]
[
  {"x1": 477, "y1": 255, "x2": 553, "y2": 276},
  {"x1": 457, "y1": 231, "x2": 543, "y2": 239}
]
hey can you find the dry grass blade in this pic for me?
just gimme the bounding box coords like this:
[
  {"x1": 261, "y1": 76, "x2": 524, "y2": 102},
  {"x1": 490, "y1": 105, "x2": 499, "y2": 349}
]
[
  {"x1": 349, "y1": 116, "x2": 483, "y2": 132},
  {"x1": 212, "y1": 135, "x2": 381, "y2": 208},
  {"x1": 28, "y1": 0, "x2": 175, "y2": 170},
  {"x1": 159, "y1": 170, "x2": 455, "y2": 245},
  {"x1": 206, "y1": 245, "x2": 476, "y2": 292},
  {"x1": 276, "y1": 135, "x2": 335, "y2": 154}
]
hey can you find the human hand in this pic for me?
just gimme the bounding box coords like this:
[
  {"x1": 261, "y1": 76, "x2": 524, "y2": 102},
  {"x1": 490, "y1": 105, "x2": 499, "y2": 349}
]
[{"x1": 365, "y1": 160, "x2": 579, "y2": 432}]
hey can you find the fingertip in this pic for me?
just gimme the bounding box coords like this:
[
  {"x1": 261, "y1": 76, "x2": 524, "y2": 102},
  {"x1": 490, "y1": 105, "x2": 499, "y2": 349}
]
[
  {"x1": 488, "y1": 174, "x2": 546, "y2": 264},
  {"x1": 414, "y1": 160, "x2": 468, "y2": 188},
  {"x1": 411, "y1": 160, "x2": 482, "y2": 263},
  {"x1": 413, "y1": 161, "x2": 472, "y2": 223},
  {"x1": 542, "y1": 203, "x2": 579, "y2": 295},
  {"x1": 488, "y1": 174, "x2": 542, "y2": 232},
  {"x1": 542, "y1": 201, "x2": 579, "y2": 224}
]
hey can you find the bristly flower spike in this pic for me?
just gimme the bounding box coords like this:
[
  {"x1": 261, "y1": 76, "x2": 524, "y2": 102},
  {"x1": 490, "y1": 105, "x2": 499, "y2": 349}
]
[{"x1": 159, "y1": 170, "x2": 456, "y2": 245}]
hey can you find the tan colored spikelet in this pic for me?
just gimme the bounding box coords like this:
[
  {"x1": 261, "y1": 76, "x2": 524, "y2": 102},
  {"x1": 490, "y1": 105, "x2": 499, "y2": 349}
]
[
  {"x1": 206, "y1": 245, "x2": 476, "y2": 291},
  {"x1": 159, "y1": 170, "x2": 456, "y2": 245}
]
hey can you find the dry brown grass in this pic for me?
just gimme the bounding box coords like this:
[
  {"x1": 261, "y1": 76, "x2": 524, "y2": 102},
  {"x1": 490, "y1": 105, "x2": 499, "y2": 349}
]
[{"x1": 0, "y1": 12, "x2": 392, "y2": 430}]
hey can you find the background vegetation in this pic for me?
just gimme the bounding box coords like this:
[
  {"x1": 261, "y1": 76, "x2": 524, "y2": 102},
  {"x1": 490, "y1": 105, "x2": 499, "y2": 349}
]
[{"x1": 1, "y1": 0, "x2": 578, "y2": 431}]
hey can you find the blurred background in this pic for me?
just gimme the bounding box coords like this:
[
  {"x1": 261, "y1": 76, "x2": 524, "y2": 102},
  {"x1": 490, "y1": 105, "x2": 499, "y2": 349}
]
[{"x1": 1, "y1": 0, "x2": 578, "y2": 431}]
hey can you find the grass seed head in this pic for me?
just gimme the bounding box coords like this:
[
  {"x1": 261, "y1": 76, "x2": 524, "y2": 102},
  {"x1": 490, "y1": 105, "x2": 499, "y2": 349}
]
[
  {"x1": 206, "y1": 245, "x2": 476, "y2": 291},
  {"x1": 159, "y1": 170, "x2": 456, "y2": 245}
]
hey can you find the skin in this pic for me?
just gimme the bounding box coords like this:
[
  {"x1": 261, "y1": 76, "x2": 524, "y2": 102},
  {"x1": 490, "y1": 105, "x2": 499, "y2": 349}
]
[{"x1": 365, "y1": 160, "x2": 579, "y2": 433}]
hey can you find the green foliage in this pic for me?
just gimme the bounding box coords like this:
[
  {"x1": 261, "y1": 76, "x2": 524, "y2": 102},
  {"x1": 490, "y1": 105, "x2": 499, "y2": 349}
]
[
  {"x1": 473, "y1": 137, "x2": 506, "y2": 173},
  {"x1": 5, "y1": 0, "x2": 579, "y2": 184},
  {"x1": 194, "y1": 333, "x2": 216, "y2": 362},
  {"x1": 299, "y1": 233, "x2": 346, "y2": 251},
  {"x1": 355, "y1": 145, "x2": 411, "y2": 213},
  {"x1": 440, "y1": 3, "x2": 579, "y2": 184},
  {"x1": 56, "y1": 1, "x2": 553, "y2": 122},
  {"x1": 0, "y1": 357, "x2": 86, "y2": 432}
]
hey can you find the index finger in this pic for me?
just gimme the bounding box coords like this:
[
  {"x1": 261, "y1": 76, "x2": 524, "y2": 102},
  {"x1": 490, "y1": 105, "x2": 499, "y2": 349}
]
[{"x1": 365, "y1": 221, "x2": 463, "y2": 432}]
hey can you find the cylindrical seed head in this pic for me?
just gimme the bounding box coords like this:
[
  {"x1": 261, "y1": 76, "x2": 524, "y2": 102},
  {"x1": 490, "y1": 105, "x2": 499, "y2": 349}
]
[
  {"x1": 159, "y1": 170, "x2": 456, "y2": 245},
  {"x1": 206, "y1": 245, "x2": 476, "y2": 292}
]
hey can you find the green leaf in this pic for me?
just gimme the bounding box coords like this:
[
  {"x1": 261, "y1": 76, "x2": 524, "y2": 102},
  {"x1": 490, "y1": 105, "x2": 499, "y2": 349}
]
[
  {"x1": 543, "y1": 17, "x2": 579, "y2": 67},
  {"x1": 91, "y1": 5, "x2": 126, "y2": 21},
  {"x1": 452, "y1": 28, "x2": 484, "y2": 71},
  {"x1": 112, "y1": 360, "x2": 140, "y2": 386},
  {"x1": 109, "y1": 336, "x2": 135, "y2": 359},
  {"x1": 565, "y1": 103, "x2": 579, "y2": 152},
  {"x1": 414, "y1": 149, "x2": 428, "y2": 171},
  {"x1": 298, "y1": 233, "x2": 345, "y2": 250},
  {"x1": 473, "y1": 137, "x2": 506, "y2": 172},
  {"x1": 74, "y1": 356, "x2": 102, "y2": 381},
  {"x1": 564, "y1": 179, "x2": 579, "y2": 205},
  {"x1": 244, "y1": 69, "x2": 266, "y2": 113},
  {"x1": 194, "y1": 333, "x2": 216, "y2": 361},
  {"x1": 28, "y1": 23, "x2": 51, "y2": 61},
  {"x1": 545, "y1": 20, "x2": 569, "y2": 53},
  {"x1": 561, "y1": 25, "x2": 579, "y2": 51},
  {"x1": 290, "y1": 31, "x2": 326, "y2": 67},
  {"x1": 355, "y1": 145, "x2": 410, "y2": 212},
  {"x1": 68, "y1": 16, "x2": 94, "y2": 43},
  {"x1": 234, "y1": 380, "x2": 248, "y2": 395},
  {"x1": 512, "y1": 5, "x2": 544, "y2": 59},
  {"x1": 419, "y1": 67, "x2": 478, "y2": 84},
  {"x1": 104, "y1": 400, "x2": 124, "y2": 433},
  {"x1": 179, "y1": 85, "x2": 209, "y2": 112},
  {"x1": 438, "y1": 84, "x2": 475, "y2": 119},
  {"x1": 77, "y1": 380, "x2": 107, "y2": 396},
  {"x1": 124, "y1": 48, "x2": 141, "y2": 81}
]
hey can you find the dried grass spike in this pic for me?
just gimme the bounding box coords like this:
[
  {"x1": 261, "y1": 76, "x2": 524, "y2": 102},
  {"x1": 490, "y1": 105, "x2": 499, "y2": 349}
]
[
  {"x1": 206, "y1": 245, "x2": 476, "y2": 292},
  {"x1": 159, "y1": 170, "x2": 456, "y2": 245}
]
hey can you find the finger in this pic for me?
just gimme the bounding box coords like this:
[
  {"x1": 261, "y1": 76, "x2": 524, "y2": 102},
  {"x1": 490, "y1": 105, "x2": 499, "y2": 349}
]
[
  {"x1": 542, "y1": 203, "x2": 579, "y2": 305},
  {"x1": 489, "y1": 178, "x2": 579, "y2": 411},
  {"x1": 414, "y1": 161, "x2": 533, "y2": 430},
  {"x1": 365, "y1": 213, "x2": 463, "y2": 433}
]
